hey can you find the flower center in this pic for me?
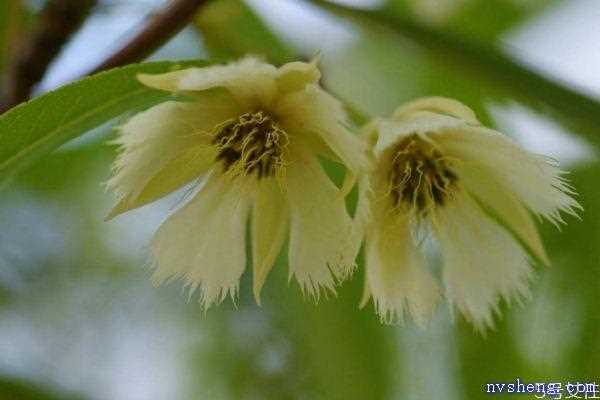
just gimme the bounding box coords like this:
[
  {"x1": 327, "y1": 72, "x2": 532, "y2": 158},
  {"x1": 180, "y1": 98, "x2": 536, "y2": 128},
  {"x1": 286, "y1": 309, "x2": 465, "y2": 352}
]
[
  {"x1": 389, "y1": 135, "x2": 457, "y2": 212},
  {"x1": 213, "y1": 111, "x2": 288, "y2": 178}
]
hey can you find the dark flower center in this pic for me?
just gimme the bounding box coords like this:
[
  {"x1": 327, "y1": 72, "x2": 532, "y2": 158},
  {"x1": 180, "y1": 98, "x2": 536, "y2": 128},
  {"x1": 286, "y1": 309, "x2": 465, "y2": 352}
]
[
  {"x1": 389, "y1": 135, "x2": 457, "y2": 212},
  {"x1": 213, "y1": 111, "x2": 288, "y2": 179}
]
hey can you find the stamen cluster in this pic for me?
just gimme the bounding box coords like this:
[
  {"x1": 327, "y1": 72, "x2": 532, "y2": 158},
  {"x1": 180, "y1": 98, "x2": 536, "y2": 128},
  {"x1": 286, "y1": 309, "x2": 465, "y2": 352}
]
[
  {"x1": 213, "y1": 111, "x2": 288, "y2": 178},
  {"x1": 389, "y1": 135, "x2": 456, "y2": 213}
]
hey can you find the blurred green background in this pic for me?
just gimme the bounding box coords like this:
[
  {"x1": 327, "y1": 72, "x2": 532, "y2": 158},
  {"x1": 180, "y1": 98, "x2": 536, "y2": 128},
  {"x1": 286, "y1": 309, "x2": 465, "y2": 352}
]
[{"x1": 0, "y1": 0, "x2": 598, "y2": 398}]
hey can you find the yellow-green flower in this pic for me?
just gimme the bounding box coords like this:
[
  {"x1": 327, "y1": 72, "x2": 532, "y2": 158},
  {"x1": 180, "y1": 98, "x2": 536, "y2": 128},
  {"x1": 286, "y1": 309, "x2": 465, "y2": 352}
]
[
  {"x1": 359, "y1": 97, "x2": 579, "y2": 329},
  {"x1": 107, "y1": 58, "x2": 366, "y2": 308}
]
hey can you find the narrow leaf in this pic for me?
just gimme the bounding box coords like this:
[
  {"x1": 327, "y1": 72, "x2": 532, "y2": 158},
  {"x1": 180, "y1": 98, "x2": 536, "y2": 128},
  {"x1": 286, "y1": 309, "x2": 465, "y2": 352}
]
[{"x1": 0, "y1": 59, "x2": 207, "y2": 186}]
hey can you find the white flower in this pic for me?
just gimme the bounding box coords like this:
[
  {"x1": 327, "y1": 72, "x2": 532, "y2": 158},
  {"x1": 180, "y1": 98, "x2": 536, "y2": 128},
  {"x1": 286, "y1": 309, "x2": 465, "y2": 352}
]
[
  {"x1": 359, "y1": 97, "x2": 579, "y2": 330},
  {"x1": 106, "y1": 58, "x2": 366, "y2": 308}
]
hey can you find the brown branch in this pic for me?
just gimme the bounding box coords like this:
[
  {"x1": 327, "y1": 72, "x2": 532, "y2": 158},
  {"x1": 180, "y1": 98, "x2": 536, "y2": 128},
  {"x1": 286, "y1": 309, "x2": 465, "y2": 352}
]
[
  {"x1": 1, "y1": 0, "x2": 209, "y2": 114},
  {"x1": 0, "y1": 0, "x2": 97, "y2": 113},
  {"x1": 88, "y1": 0, "x2": 210, "y2": 74}
]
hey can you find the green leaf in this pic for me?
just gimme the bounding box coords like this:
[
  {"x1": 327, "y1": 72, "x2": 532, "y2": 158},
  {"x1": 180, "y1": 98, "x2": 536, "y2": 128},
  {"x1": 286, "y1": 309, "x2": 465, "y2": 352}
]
[
  {"x1": 194, "y1": 0, "x2": 295, "y2": 65},
  {"x1": 0, "y1": 59, "x2": 207, "y2": 187}
]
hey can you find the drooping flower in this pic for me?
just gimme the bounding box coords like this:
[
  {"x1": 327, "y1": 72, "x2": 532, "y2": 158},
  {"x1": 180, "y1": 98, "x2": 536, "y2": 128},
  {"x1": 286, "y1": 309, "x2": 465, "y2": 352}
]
[
  {"x1": 106, "y1": 58, "x2": 366, "y2": 308},
  {"x1": 359, "y1": 97, "x2": 579, "y2": 329}
]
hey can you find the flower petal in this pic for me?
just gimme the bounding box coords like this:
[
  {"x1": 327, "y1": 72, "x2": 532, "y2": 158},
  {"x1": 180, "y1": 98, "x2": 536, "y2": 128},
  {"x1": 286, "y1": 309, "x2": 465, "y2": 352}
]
[
  {"x1": 106, "y1": 100, "x2": 238, "y2": 217},
  {"x1": 372, "y1": 113, "x2": 467, "y2": 157},
  {"x1": 393, "y1": 96, "x2": 480, "y2": 124},
  {"x1": 151, "y1": 174, "x2": 252, "y2": 309},
  {"x1": 453, "y1": 163, "x2": 550, "y2": 266},
  {"x1": 107, "y1": 144, "x2": 218, "y2": 220},
  {"x1": 434, "y1": 126, "x2": 580, "y2": 225},
  {"x1": 370, "y1": 96, "x2": 481, "y2": 156},
  {"x1": 362, "y1": 211, "x2": 440, "y2": 326},
  {"x1": 285, "y1": 149, "x2": 357, "y2": 298},
  {"x1": 252, "y1": 179, "x2": 289, "y2": 304},
  {"x1": 276, "y1": 85, "x2": 367, "y2": 179},
  {"x1": 275, "y1": 59, "x2": 321, "y2": 95},
  {"x1": 138, "y1": 57, "x2": 278, "y2": 109},
  {"x1": 432, "y1": 191, "x2": 533, "y2": 331}
]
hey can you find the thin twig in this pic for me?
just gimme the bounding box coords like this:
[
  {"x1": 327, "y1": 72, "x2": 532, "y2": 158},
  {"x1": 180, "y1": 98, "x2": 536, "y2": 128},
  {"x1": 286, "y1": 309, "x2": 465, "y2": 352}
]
[
  {"x1": 88, "y1": 0, "x2": 210, "y2": 74},
  {"x1": 0, "y1": 0, "x2": 97, "y2": 113}
]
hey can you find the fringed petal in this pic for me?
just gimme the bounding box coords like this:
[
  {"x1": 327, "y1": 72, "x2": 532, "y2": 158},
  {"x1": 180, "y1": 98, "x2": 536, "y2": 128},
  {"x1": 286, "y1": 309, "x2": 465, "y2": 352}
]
[
  {"x1": 251, "y1": 179, "x2": 289, "y2": 304},
  {"x1": 138, "y1": 57, "x2": 278, "y2": 109},
  {"x1": 151, "y1": 174, "x2": 252, "y2": 309},
  {"x1": 276, "y1": 85, "x2": 367, "y2": 180},
  {"x1": 362, "y1": 210, "x2": 440, "y2": 326},
  {"x1": 285, "y1": 147, "x2": 357, "y2": 298},
  {"x1": 452, "y1": 162, "x2": 550, "y2": 266},
  {"x1": 434, "y1": 125, "x2": 580, "y2": 225},
  {"x1": 433, "y1": 191, "x2": 534, "y2": 331},
  {"x1": 107, "y1": 100, "x2": 238, "y2": 217}
]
